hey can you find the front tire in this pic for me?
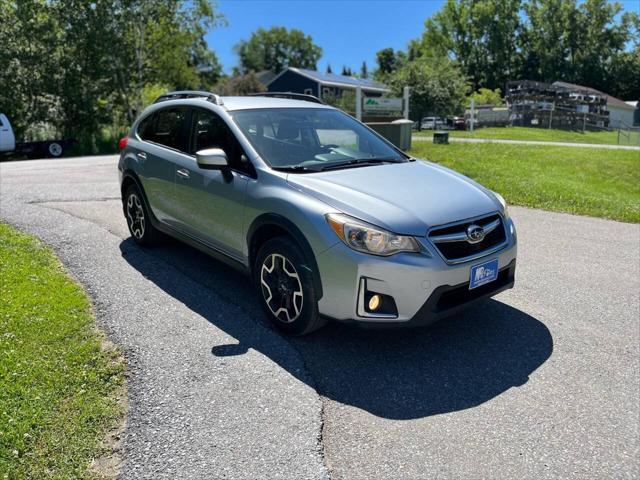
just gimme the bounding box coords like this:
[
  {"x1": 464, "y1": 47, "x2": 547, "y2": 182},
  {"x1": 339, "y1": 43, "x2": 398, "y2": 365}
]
[
  {"x1": 123, "y1": 184, "x2": 161, "y2": 246},
  {"x1": 254, "y1": 237, "x2": 326, "y2": 335}
]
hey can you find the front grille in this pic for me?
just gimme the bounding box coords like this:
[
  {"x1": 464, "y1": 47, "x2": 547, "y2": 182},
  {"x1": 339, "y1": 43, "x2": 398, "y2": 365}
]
[{"x1": 429, "y1": 213, "x2": 506, "y2": 263}]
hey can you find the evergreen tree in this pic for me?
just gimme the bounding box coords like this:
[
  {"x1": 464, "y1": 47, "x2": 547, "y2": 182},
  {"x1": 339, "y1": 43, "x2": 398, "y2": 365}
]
[{"x1": 360, "y1": 61, "x2": 368, "y2": 78}]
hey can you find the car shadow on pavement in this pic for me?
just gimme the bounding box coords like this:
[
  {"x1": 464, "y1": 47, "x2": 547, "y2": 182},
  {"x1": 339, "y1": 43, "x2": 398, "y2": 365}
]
[{"x1": 120, "y1": 237, "x2": 553, "y2": 420}]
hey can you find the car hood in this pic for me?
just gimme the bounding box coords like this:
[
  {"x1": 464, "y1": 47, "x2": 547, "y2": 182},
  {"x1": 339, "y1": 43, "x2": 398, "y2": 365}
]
[{"x1": 286, "y1": 160, "x2": 500, "y2": 236}]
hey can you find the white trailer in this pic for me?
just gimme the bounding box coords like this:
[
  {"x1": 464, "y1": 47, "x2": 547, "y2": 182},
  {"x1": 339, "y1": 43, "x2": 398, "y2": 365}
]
[{"x1": 0, "y1": 113, "x2": 74, "y2": 158}]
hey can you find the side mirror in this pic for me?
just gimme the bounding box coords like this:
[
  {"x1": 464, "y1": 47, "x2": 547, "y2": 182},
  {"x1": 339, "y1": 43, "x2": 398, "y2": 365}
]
[{"x1": 196, "y1": 148, "x2": 228, "y2": 169}]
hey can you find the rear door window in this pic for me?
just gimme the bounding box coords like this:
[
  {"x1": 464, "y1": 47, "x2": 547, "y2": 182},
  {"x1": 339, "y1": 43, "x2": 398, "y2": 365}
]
[{"x1": 147, "y1": 107, "x2": 188, "y2": 152}]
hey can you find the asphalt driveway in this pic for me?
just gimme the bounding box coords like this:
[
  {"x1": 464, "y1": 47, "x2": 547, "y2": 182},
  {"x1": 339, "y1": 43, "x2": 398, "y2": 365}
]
[{"x1": 1, "y1": 155, "x2": 638, "y2": 479}]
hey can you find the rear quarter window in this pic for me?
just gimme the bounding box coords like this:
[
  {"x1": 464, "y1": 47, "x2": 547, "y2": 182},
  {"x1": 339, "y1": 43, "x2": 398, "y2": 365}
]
[{"x1": 137, "y1": 114, "x2": 155, "y2": 140}]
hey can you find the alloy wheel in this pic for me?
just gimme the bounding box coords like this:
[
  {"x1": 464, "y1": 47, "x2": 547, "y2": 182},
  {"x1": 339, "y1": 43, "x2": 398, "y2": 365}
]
[
  {"x1": 126, "y1": 193, "x2": 145, "y2": 239},
  {"x1": 260, "y1": 253, "x2": 304, "y2": 323}
]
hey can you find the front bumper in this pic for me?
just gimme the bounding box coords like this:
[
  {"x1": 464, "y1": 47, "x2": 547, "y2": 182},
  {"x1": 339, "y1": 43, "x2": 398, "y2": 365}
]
[
  {"x1": 388, "y1": 259, "x2": 515, "y2": 328},
  {"x1": 315, "y1": 218, "x2": 517, "y2": 326}
]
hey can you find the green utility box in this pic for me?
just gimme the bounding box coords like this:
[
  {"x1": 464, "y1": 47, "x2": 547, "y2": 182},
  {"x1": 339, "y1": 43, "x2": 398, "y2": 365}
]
[
  {"x1": 366, "y1": 119, "x2": 413, "y2": 151},
  {"x1": 433, "y1": 131, "x2": 449, "y2": 144}
]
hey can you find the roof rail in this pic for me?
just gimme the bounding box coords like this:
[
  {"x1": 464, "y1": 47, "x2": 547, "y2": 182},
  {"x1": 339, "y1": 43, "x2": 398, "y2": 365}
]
[
  {"x1": 153, "y1": 90, "x2": 224, "y2": 106},
  {"x1": 248, "y1": 92, "x2": 325, "y2": 105}
]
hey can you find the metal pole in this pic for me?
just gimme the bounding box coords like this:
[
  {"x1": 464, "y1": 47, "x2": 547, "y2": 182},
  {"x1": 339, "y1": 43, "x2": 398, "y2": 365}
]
[
  {"x1": 470, "y1": 99, "x2": 475, "y2": 133},
  {"x1": 403, "y1": 86, "x2": 410, "y2": 120},
  {"x1": 355, "y1": 86, "x2": 362, "y2": 121}
]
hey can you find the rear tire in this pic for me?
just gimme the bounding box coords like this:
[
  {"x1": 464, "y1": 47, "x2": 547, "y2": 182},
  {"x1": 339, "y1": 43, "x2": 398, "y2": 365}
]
[
  {"x1": 123, "y1": 183, "x2": 161, "y2": 246},
  {"x1": 254, "y1": 236, "x2": 326, "y2": 335}
]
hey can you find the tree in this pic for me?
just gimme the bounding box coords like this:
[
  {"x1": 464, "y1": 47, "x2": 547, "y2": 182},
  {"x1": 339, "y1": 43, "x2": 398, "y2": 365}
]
[
  {"x1": 418, "y1": 0, "x2": 522, "y2": 90},
  {"x1": 608, "y1": 6, "x2": 639, "y2": 99},
  {"x1": 0, "y1": 0, "x2": 224, "y2": 153},
  {"x1": 520, "y1": 0, "x2": 637, "y2": 94},
  {"x1": 572, "y1": 0, "x2": 634, "y2": 93},
  {"x1": 386, "y1": 56, "x2": 469, "y2": 119},
  {"x1": 341, "y1": 66, "x2": 353, "y2": 76},
  {"x1": 609, "y1": 47, "x2": 640, "y2": 100},
  {"x1": 0, "y1": 1, "x2": 63, "y2": 141},
  {"x1": 113, "y1": 0, "x2": 224, "y2": 119},
  {"x1": 214, "y1": 73, "x2": 266, "y2": 96},
  {"x1": 322, "y1": 90, "x2": 357, "y2": 114},
  {"x1": 192, "y1": 40, "x2": 224, "y2": 90},
  {"x1": 376, "y1": 48, "x2": 396, "y2": 75},
  {"x1": 360, "y1": 61, "x2": 368, "y2": 78},
  {"x1": 235, "y1": 27, "x2": 322, "y2": 74},
  {"x1": 520, "y1": 0, "x2": 581, "y2": 83},
  {"x1": 410, "y1": 0, "x2": 637, "y2": 98},
  {"x1": 468, "y1": 88, "x2": 504, "y2": 106},
  {"x1": 326, "y1": 64, "x2": 333, "y2": 74},
  {"x1": 374, "y1": 48, "x2": 407, "y2": 79}
]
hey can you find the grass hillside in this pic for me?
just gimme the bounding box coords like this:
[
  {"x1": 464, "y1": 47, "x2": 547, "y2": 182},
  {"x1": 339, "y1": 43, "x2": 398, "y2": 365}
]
[
  {"x1": 410, "y1": 142, "x2": 640, "y2": 223},
  {"x1": 0, "y1": 223, "x2": 124, "y2": 478}
]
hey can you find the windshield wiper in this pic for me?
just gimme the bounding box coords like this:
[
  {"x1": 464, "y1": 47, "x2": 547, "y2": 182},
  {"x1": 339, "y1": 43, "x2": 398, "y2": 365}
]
[
  {"x1": 273, "y1": 157, "x2": 404, "y2": 173},
  {"x1": 317, "y1": 157, "x2": 403, "y2": 171},
  {"x1": 365, "y1": 156, "x2": 404, "y2": 162},
  {"x1": 271, "y1": 165, "x2": 320, "y2": 173}
]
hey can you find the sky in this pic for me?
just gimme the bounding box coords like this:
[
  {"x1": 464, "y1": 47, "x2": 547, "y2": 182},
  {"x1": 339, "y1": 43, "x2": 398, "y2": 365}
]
[
  {"x1": 205, "y1": 0, "x2": 445, "y2": 74},
  {"x1": 205, "y1": 0, "x2": 640, "y2": 75}
]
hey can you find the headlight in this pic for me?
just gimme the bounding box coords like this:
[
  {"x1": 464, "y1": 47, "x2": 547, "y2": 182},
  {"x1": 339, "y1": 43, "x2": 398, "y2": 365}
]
[
  {"x1": 492, "y1": 192, "x2": 510, "y2": 219},
  {"x1": 326, "y1": 213, "x2": 420, "y2": 256}
]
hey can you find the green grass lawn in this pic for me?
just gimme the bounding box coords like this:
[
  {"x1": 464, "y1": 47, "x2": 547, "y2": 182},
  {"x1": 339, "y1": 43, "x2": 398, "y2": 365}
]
[
  {"x1": 0, "y1": 223, "x2": 124, "y2": 478},
  {"x1": 414, "y1": 126, "x2": 640, "y2": 146},
  {"x1": 410, "y1": 142, "x2": 640, "y2": 223}
]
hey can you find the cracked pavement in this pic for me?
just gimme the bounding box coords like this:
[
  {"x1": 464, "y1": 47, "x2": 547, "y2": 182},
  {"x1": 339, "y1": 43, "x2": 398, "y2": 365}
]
[{"x1": 1, "y1": 155, "x2": 638, "y2": 479}]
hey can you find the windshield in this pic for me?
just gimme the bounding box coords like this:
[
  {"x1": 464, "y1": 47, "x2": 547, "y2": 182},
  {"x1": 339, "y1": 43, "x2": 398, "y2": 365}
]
[{"x1": 231, "y1": 108, "x2": 407, "y2": 171}]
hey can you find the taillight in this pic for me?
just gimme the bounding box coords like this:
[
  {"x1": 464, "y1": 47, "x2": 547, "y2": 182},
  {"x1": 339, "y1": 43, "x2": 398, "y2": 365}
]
[{"x1": 118, "y1": 137, "x2": 128, "y2": 152}]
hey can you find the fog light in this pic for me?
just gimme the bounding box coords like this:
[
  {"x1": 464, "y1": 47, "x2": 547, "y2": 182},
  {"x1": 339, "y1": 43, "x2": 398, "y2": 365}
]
[
  {"x1": 368, "y1": 294, "x2": 381, "y2": 311},
  {"x1": 358, "y1": 278, "x2": 399, "y2": 318}
]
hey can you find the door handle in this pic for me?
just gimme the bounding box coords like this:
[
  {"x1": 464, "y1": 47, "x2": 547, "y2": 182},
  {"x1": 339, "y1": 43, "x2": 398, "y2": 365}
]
[
  {"x1": 137, "y1": 152, "x2": 147, "y2": 160},
  {"x1": 176, "y1": 168, "x2": 190, "y2": 179}
]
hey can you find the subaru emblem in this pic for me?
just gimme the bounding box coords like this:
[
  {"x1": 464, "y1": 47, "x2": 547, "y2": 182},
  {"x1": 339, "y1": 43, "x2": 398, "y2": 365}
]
[{"x1": 466, "y1": 224, "x2": 486, "y2": 243}]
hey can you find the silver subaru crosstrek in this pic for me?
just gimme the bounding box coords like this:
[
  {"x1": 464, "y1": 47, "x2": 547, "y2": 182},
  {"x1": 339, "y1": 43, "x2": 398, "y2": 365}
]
[{"x1": 118, "y1": 91, "x2": 517, "y2": 335}]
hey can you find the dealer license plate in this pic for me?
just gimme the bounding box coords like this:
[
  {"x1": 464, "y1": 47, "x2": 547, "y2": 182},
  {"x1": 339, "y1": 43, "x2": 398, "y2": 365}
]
[{"x1": 469, "y1": 258, "x2": 499, "y2": 290}]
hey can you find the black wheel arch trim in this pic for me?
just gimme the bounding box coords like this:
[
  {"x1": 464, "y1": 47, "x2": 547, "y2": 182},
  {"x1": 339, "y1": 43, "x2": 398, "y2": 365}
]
[
  {"x1": 121, "y1": 170, "x2": 155, "y2": 218},
  {"x1": 247, "y1": 213, "x2": 324, "y2": 300}
]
